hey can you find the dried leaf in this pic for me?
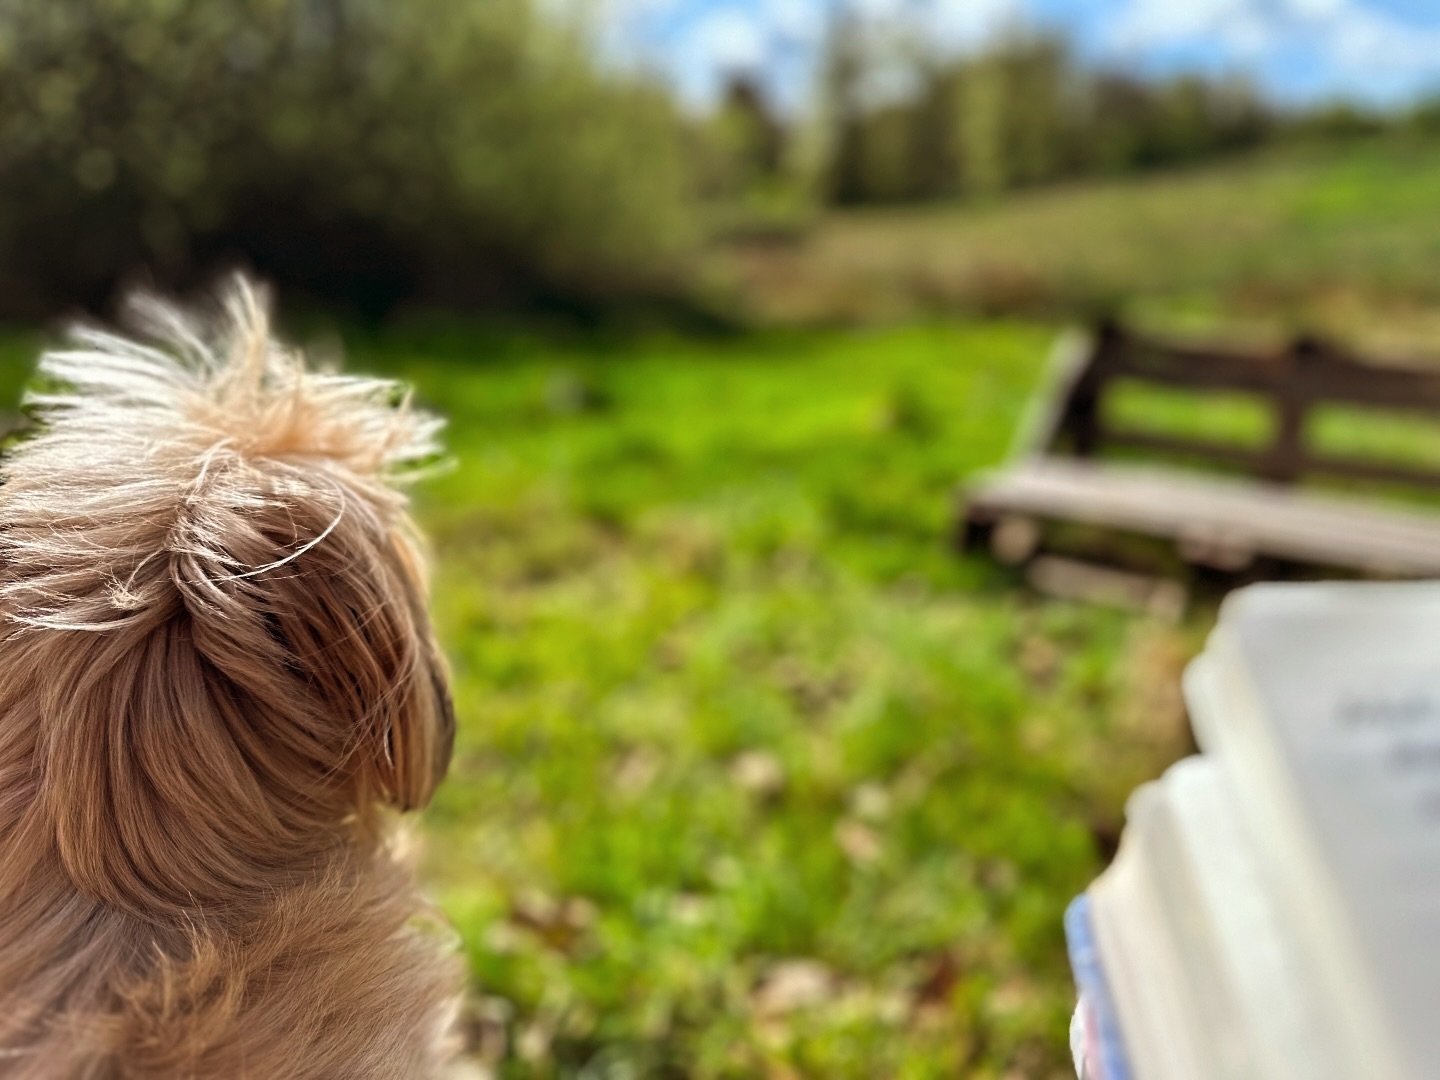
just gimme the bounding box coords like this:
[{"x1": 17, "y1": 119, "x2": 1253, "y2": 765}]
[
  {"x1": 731, "y1": 750, "x2": 786, "y2": 798},
  {"x1": 507, "y1": 890, "x2": 596, "y2": 954},
  {"x1": 753, "y1": 959, "x2": 836, "y2": 1017},
  {"x1": 848, "y1": 782, "x2": 891, "y2": 821},
  {"x1": 912, "y1": 950, "x2": 962, "y2": 1009},
  {"x1": 835, "y1": 818, "x2": 882, "y2": 866}
]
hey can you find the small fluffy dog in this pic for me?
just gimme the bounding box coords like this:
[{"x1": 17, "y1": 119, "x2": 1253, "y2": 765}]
[{"x1": 0, "y1": 278, "x2": 461, "y2": 1077}]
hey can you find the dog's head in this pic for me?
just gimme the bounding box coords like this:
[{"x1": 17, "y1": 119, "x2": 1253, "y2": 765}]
[{"x1": 0, "y1": 277, "x2": 453, "y2": 914}]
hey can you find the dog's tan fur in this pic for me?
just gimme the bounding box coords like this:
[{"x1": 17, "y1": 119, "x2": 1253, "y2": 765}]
[{"x1": 0, "y1": 279, "x2": 460, "y2": 1077}]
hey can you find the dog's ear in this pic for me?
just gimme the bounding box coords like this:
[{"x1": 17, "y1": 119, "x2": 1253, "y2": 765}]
[
  {"x1": 191, "y1": 499, "x2": 458, "y2": 816},
  {"x1": 0, "y1": 276, "x2": 452, "y2": 909},
  {"x1": 146, "y1": 276, "x2": 456, "y2": 814},
  {"x1": 174, "y1": 474, "x2": 455, "y2": 816}
]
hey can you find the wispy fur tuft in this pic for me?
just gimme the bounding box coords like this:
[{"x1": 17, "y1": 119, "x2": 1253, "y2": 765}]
[{"x1": 0, "y1": 277, "x2": 460, "y2": 1077}]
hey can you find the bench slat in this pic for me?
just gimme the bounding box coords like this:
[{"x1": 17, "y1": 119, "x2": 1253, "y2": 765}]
[
  {"x1": 967, "y1": 460, "x2": 1440, "y2": 577},
  {"x1": 1106, "y1": 347, "x2": 1440, "y2": 413},
  {"x1": 1101, "y1": 429, "x2": 1440, "y2": 491}
]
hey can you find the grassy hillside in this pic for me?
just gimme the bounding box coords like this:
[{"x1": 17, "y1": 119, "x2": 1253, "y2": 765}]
[{"x1": 721, "y1": 137, "x2": 1440, "y2": 348}]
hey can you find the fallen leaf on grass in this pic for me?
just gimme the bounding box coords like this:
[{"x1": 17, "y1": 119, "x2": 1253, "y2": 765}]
[
  {"x1": 507, "y1": 890, "x2": 597, "y2": 954},
  {"x1": 848, "y1": 781, "x2": 891, "y2": 821},
  {"x1": 834, "y1": 818, "x2": 882, "y2": 866},
  {"x1": 516, "y1": 1019, "x2": 552, "y2": 1065},
  {"x1": 912, "y1": 950, "x2": 963, "y2": 1010},
  {"x1": 752, "y1": 959, "x2": 836, "y2": 1017},
  {"x1": 612, "y1": 748, "x2": 661, "y2": 794},
  {"x1": 730, "y1": 749, "x2": 786, "y2": 799}
]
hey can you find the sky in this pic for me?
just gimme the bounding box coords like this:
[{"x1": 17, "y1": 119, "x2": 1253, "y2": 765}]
[{"x1": 600, "y1": 0, "x2": 1440, "y2": 112}]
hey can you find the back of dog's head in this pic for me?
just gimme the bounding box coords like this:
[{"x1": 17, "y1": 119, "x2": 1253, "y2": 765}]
[{"x1": 0, "y1": 277, "x2": 453, "y2": 917}]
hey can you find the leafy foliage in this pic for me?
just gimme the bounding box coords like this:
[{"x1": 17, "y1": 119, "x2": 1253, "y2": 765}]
[
  {"x1": 814, "y1": 27, "x2": 1271, "y2": 206},
  {"x1": 0, "y1": 0, "x2": 697, "y2": 317}
]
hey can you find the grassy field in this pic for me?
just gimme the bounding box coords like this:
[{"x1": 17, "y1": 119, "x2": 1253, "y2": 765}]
[
  {"x1": 6, "y1": 136, "x2": 1440, "y2": 1076},
  {"x1": 0, "y1": 318, "x2": 1187, "y2": 1076},
  {"x1": 0, "y1": 319, "x2": 1198, "y2": 1075},
  {"x1": 339, "y1": 321, "x2": 1193, "y2": 1078},
  {"x1": 721, "y1": 136, "x2": 1440, "y2": 350}
]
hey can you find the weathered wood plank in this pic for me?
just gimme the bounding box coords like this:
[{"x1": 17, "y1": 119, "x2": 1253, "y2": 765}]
[
  {"x1": 967, "y1": 459, "x2": 1440, "y2": 577},
  {"x1": 1009, "y1": 330, "x2": 1098, "y2": 460},
  {"x1": 1099, "y1": 429, "x2": 1440, "y2": 491},
  {"x1": 1104, "y1": 335, "x2": 1440, "y2": 413}
]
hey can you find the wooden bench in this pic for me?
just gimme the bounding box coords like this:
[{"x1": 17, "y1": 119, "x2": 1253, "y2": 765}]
[{"x1": 957, "y1": 321, "x2": 1440, "y2": 598}]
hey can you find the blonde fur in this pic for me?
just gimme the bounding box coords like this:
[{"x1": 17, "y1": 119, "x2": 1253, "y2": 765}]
[{"x1": 0, "y1": 278, "x2": 461, "y2": 1077}]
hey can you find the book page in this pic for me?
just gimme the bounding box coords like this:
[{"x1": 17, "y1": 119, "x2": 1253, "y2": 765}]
[{"x1": 1210, "y1": 583, "x2": 1440, "y2": 1080}]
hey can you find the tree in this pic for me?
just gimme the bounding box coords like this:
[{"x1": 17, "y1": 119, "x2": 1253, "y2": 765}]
[{"x1": 0, "y1": 0, "x2": 700, "y2": 317}]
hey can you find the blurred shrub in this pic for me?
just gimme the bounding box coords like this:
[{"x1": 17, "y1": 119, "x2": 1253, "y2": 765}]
[
  {"x1": 0, "y1": 0, "x2": 699, "y2": 318},
  {"x1": 704, "y1": 75, "x2": 786, "y2": 199},
  {"x1": 814, "y1": 24, "x2": 1275, "y2": 206},
  {"x1": 1406, "y1": 95, "x2": 1440, "y2": 136},
  {"x1": 1289, "y1": 101, "x2": 1389, "y2": 142}
]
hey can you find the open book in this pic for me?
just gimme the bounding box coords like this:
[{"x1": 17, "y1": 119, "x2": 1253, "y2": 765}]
[{"x1": 1070, "y1": 583, "x2": 1440, "y2": 1079}]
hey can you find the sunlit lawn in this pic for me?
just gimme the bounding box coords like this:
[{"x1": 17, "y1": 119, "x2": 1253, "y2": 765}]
[
  {"x1": 4, "y1": 299, "x2": 1437, "y2": 1075},
  {"x1": 0, "y1": 319, "x2": 1180, "y2": 1078},
  {"x1": 2, "y1": 135, "x2": 1439, "y2": 1077},
  {"x1": 4, "y1": 134, "x2": 1440, "y2": 1079},
  {"x1": 343, "y1": 320, "x2": 1194, "y2": 1078}
]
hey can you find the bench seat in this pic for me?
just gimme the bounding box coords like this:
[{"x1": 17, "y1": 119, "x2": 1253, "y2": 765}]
[{"x1": 966, "y1": 458, "x2": 1440, "y2": 578}]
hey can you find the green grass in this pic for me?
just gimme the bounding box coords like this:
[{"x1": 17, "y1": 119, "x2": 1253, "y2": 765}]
[
  {"x1": 332, "y1": 320, "x2": 1195, "y2": 1077},
  {"x1": 721, "y1": 136, "x2": 1440, "y2": 348},
  {"x1": 13, "y1": 139, "x2": 1440, "y2": 1075},
  {"x1": 0, "y1": 317, "x2": 1191, "y2": 1075},
  {"x1": 6, "y1": 305, "x2": 1432, "y2": 1074}
]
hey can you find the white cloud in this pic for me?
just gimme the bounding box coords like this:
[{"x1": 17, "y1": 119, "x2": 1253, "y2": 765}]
[
  {"x1": 927, "y1": 0, "x2": 1031, "y2": 51},
  {"x1": 838, "y1": 0, "x2": 1028, "y2": 50},
  {"x1": 693, "y1": 6, "x2": 767, "y2": 70},
  {"x1": 597, "y1": 0, "x2": 675, "y2": 18},
  {"x1": 1288, "y1": 0, "x2": 1345, "y2": 16},
  {"x1": 771, "y1": 0, "x2": 825, "y2": 45},
  {"x1": 1109, "y1": 0, "x2": 1440, "y2": 101},
  {"x1": 1109, "y1": 0, "x2": 1261, "y2": 54},
  {"x1": 848, "y1": 0, "x2": 903, "y2": 18},
  {"x1": 1328, "y1": 5, "x2": 1440, "y2": 74}
]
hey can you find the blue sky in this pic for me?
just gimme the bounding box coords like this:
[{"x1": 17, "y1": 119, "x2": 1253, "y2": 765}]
[{"x1": 601, "y1": 0, "x2": 1440, "y2": 112}]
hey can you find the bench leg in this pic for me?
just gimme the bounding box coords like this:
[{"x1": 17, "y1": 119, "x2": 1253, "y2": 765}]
[{"x1": 955, "y1": 509, "x2": 995, "y2": 554}]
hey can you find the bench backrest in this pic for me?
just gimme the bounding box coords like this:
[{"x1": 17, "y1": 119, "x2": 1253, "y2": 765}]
[{"x1": 1027, "y1": 321, "x2": 1440, "y2": 490}]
